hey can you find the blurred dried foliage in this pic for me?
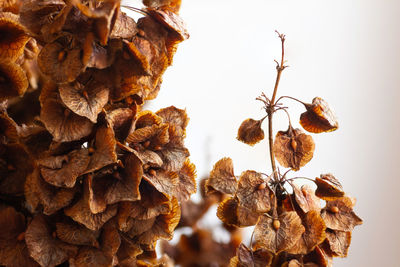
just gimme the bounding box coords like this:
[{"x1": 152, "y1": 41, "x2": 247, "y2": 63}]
[{"x1": 0, "y1": 0, "x2": 195, "y2": 266}]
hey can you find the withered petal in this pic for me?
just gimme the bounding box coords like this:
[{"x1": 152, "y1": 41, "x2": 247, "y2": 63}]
[
  {"x1": 173, "y1": 158, "x2": 196, "y2": 202},
  {"x1": 293, "y1": 183, "x2": 321, "y2": 213},
  {"x1": 321, "y1": 196, "x2": 363, "y2": 231},
  {"x1": 300, "y1": 97, "x2": 339, "y2": 133},
  {"x1": 237, "y1": 118, "x2": 265, "y2": 146},
  {"x1": 217, "y1": 197, "x2": 259, "y2": 227},
  {"x1": 205, "y1": 157, "x2": 237, "y2": 195},
  {"x1": 314, "y1": 173, "x2": 345, "y2": 200},
  {"x1": 325, "y1": 229, "x2": 352, "y2": 257},
  {"x1": 254, "y1": 212, "x2": 305, "y2": 254},
  {"x1": 0, "y1": 59, "x2": 28, "y2": 99},
  {"x1": 25, "y1": 215, "x2": 78, "y2": 267}
]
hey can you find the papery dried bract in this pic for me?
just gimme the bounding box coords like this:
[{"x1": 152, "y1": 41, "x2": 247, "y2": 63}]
[
  {"x1": 321, "y1": 196, "x2": 362, "y2": 232},
  {"x1": 325, "y1": 229, "x2": 352, "y2": 257},
  {"x1": 237, "y1": 118, "x2": 265, "y2": 146},
  {"x1": 300, "y1": 97, "x2": 338, "y2": 133},
  {"x1": 274, "y1": 127, "x2": 315, "y2": 171},
  {"x1": 217, "y1": 197, "x2": 259, "y2": 227},
  {"x1": 229, "y1": 243, "x2": 272, "y2": 267},
  {"x1": 236, "y1": 170, "x2": 271, "y2": 213},
  {"x1": 205, "y1": 157, "x2": 237, "y2": 195},
  {"x1": 314, "y1": 174, "x2": 344, "y2": 200},
  {"x1": 293, "y1": 184, "x2": 321, "y2": 213},
  {"x1": 25, "y1": 215, "x2": 78, "y2": 267},
  {"x1": 254, "y1": 212, "x2": 305, "y2": 254},
  {"x1": 56, "y1": 220, "x2": 100, "y2": 247},
  {"x1": 0, "y1": 59, "x2": 28, "y2": 99}
]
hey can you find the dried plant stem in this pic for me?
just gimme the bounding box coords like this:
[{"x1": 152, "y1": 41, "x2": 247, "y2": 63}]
[{"x1": 268, "y1": 31, "x2": 287, "y2": 181}]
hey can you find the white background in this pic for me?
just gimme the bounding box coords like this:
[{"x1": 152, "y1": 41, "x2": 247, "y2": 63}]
[{"x1": 125, "y1": 1, "x2": 400, "y2": 266}]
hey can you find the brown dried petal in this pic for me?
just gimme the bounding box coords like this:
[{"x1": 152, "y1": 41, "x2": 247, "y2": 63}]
[
  {"x1": 0, "y1": 12, "x2": 30, "y2": 62},
  {"x1": 110, "y1": 11, "x2": 137, "y2": 39},
  {"x1": 254, "y1": 212, "x2": 305, "y2": 254},
  {"x1": 325, "y1": 229, "x2": 352, "y2": 257},
  {"x1": 135, "y1": 197, "x2": 181, "y2": 246},
  {"x1": 274, "y1": 128, "x2": 315, "y2": 171},
  {"x1": 300, "y1": 97, "x2": 339, "y2": 133},
  {"x1": 148, "y1": 9, "x2": 189, "y2": 40},
  {"x1": 134, "y1": 149, "x2": 163, "y2": 168},
  {"x1": 173, "y1": 158, "x2": 196, "y2": 202},
  {"x1": 124, "y1": 38, "x2": 152, "y2": 75},
  {"x1": 321, "y1": 197, "x2": 363, "y2": 231},
  {"x1": 230, "y1": 244, "x2": 272, "y2": 267},
  {"x1": 304, "y1": 245, "x2": 333, "y2": 267},
  {"x1": 286, "y1": 211, "x2": 326, "y2": 254},
  {"x1": 85, "y1": 123, "x2": 117, "y2": 173},
  {"x1": 217, "y1": 197, "x2": 259, "y2": 227},
  {"x1": 236, "y1": 170, "x2": 271, "y2": 213},
  {"x1": 56, "y1": 221, "x2": 100, "y2": 247},
  {"x1": 126, "y1": 123, "x2": 169, "y2": 147},
  {"x1": 0, "y1": 59, "x2": 28, "y2": 99},
  {"x1": 156, "y1": 106, "x2": 188, "y2": 144},
  {"x1": 59, "y1": 81, "x2": 109, "y2": 123},
  {"x1": 293, "y1": 184, "x2": 321, "y2": 213},
  {"x1": 0, "y1": 112, "x2": 18, "y2": 143},
  {"x1": 143, "y1": 169, "x2": 179, "y2": 197},
  {"x1": 237, "y1": 118, "x2": 264, "y2": 146},
  {"x1": 135, "y1": 110, "x2": 163, "y2": 128},
  {"x1": 40, "y1": 97, "x2": 93, "y2": 142},
  {"x1": 314, "y1": 174, "x2": 344, "y2": 200},
  {"x1": 106, "y1": 108, "x2": 134, "y2": 142},
  {"x1": 38, "y1": 41, "x2": 84, "y2": 83},
  {"x1": 24, "y1": 168, "x2": 77, "y2": 215},
  {"x1": 73, "y1": 246, "x2": 113, "y2": 267},
  {"x1": 25, "y1": 215, "x2": 78, "y2": 267},
  {"x1": 117, "y1": 234, "x2": 143, "y2": 262},
  {"x1": 206, "y1": 157, "x2": 237, "y2": 195},
  {"x1": 40, "y1": 149, "x2": 90, "y2": 188},
  {"x1": 104, "y1": 153, "x2": 143, "y2": 204},
  {"x1": 157, "y1": 144, "x2": 189, "y2": 172},
  {"x1": 143, "y1": 0, "x2": 181, "y2": 14}
]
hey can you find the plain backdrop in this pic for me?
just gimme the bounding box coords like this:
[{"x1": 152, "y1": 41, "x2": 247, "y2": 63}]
[{"x1": 124, "y1": 0, "x2": 400, "y2": 266}]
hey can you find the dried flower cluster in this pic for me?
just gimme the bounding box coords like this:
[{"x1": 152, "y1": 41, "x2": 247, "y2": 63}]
[
  {"x1": 202, "y1": 32, "x2": 363, "y2": 266},
  {"x1": 0, "y1": 0, "x2": 195, "y2": 266}
]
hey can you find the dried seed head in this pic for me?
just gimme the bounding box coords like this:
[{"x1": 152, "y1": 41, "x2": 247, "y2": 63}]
[
  {"x1": 273, "y1": 219, "x2": 280, "y2": 231},
  {"x1": 329, "y1": 206, "x2": 339, "y2": 213}
]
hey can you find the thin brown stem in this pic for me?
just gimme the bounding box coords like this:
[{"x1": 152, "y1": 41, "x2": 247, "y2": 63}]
[
  {"x1": 276, "y1": 95, "x2": 307, "y2": 106},
  {"x1": 268, "y1": 31, "x2": 287, "y2": 181}
]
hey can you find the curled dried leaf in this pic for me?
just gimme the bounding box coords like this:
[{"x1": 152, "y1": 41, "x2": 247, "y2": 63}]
[
  {"x1": 253, "y1": 212, "x2": 305, "y2": 254},
  {"x1": 236, "y1": 170, "x2": 271, "y2": 213},
  {"x1": 321, "y1": 196, "x2": 363, "y2": 231},
  {"x1": 0, "y1": 12, "x2": 30, "y2": 62},
  {"x1": 205, "y1": 157, "x2": 237, "y2": 195},
  {"x1": 40, "y1": 97, "x2": 93, "y2": 142},
  {"x1": 38, "y1": 40, "x2": 84, "y2": 83},
  {"x1": 314, "y1": 173, "x2": 344, "y2": 200},
  {"x1": 274, "y1": 127, "x2": 315, "y2": 171},
  {"x1": 300, "y1": 97, "x2": 338, "y2": 133},
  {"x1": 293, "y1": 184, "x2": 321, "y2": 213},
  {"x1": 39, "y1": 149, "x2": 90, "y2": 188},
  {"x1": 287, "y1": 211, "x2": 326, "y2": 254},
  {"x1": 237, "y1": 118, "x2": 265, "y2": 146},
  {"x1": 59, "y1": 81, "x2": 109, "y2": 123},
  {"x1": 25, "y1": 215, "x2": 78, "y2": 267},
  {"x1": 0, "y1": 59, "x2": 28, "y2": 99},
  {"x1": 325, "y1": 229, "x2": 352, "y2": 257}
]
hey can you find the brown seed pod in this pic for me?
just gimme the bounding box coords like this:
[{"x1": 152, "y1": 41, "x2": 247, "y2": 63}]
[
  {"x1": 300, "y1": 97, "x2": 339, "y2": 133},
  {"x1": 237, "y1": 118, "x2": 265, "y2": 146}
]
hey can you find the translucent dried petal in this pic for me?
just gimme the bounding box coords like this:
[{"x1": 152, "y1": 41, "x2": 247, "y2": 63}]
[
  {"x1": 293, "y1": 184, "x2": 321, "y2": 213},
  {"x1": 156, "y1": 106, "x2": 188, "y2": 143},
  {"x1": 110, "y1": 11, "x2": 137, "y2": 39},
  {"x1": 205, "y1": 157, "x2": 237, "y2": 195},
  {"x1": 38, "y1": 41, "x2": 84, "y2": 83},
  {"x1": 126, "y1": 123, "x2": 169, "y2": 147},
  {"x1": 173, "y1": 158, "x2": 196, "y2": 202},
  {"x1": 117, "y1": 234, "x2": 143, "y2": 262},
  {"x1": 85, "y1": 123, "x2": 117, "y2": 173},
  {"x1": 325, "y1": 229, "x2": 352, "y2": 257},
  {"x1": 287, "y1": 211, "x2": 326, "y2": 254},
  {"x1": 135, "y1": 110, "x2": 163, "y2": 128},
  {"x1": 230, "y1": 244, "x2": 272, "y2": 267},
  {"x1": 59, "y1": 81, "x2": 109, "y2": 123},
  {"x1": 0, "y1": 59, "x2": 28, "y2": 99},
  {"x1": 321, "y1": 196, "x2": 363, "y2": 231},
  {"x1": 147, "y1": 9, "x2": 189, "y2": 40},
  {"x1": 0, "y1": 112, "x2": 18, "y2": 143},
  {"x1": 40, "y1": 97, "x2": 93, "y2": 142},
  {"x1": 143, "y1": 169, "x2": 178, "y2": 197},
  {"x1": 236, "y1": 170, "x2": 271, "y2": 213},
  {"x1": 73, "y1": 246, "x2": 113, "y2": 267},
  {"x1": 25, "y1": 215, "x2": 78, "y2": 267},
  {"x1": 237, "y1": 118, "x2": 265, "y2": 146},
  {"x1": 143, "y1": 0, "x2": 181, "y2": 13},
  {"x1": 314, "y1": 174, "x2": 344, "y2": 200},
  {"x1": 56, "y1": 220, "x2": 100, "y2": 247},
  {"x1": 0, "y1": 12, "x2": 30, "y2": 62},
  {"x1": 217, "y1": 197, "x2": 259, "y2": 227},
  {"x1": 254, "y1": 212, "x2": 305, "y2": 254},
  {"x1": 135, "y1": 197, "x2": 181, "y2": 246},
  {"x1": 300, "y1": 97, "x2": 338, "y2": 133},
  {"x1": 106, "y1": 108, "x2": 134, "y2": 142},
  {"x1": 24, "y1": 168, "x2": 77, "y2": 215},
  {"x1": 39, "y1": 149, "x2": 90, "y2": 188},
  {"x1": 273, "y1": 127, "x2": 315, "y2": 171},
  {"x1": 157, "y1": 144, "x2": 189, "y2": 172}
]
